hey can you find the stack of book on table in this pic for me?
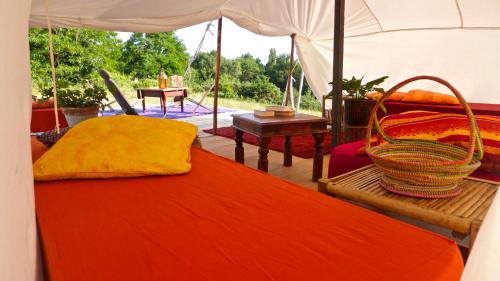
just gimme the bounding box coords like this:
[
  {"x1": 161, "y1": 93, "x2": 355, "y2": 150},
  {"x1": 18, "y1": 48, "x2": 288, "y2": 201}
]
[{"x1": 254, "y1": 106, "x2": 295, "y2": 118}]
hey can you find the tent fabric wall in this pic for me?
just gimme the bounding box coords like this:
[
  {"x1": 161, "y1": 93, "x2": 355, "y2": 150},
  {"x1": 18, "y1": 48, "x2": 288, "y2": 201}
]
[
  {"x1": 343, "y1": 29, "x2": 500, "y2": 103},
  {"x1": 29, "y1": 0, "x2": 500, "y2": 103},
  {"x1": 0, "y1": 0, "x2": 38, "y2": 280}
]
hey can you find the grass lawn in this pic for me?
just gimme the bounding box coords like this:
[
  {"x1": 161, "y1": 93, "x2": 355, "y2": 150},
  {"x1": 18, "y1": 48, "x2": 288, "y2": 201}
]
[
  {"x1": 187, "y1": 92, "x2": 322, "y2": 116},
  {"x1": 33, "y1": 79, "x2": 322, "y2": 117}
]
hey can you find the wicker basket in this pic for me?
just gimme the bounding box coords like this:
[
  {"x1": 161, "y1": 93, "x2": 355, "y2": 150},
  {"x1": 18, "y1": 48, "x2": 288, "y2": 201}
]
[{"x1": 365, "y1": 76, "x2": 484, "y2": 198}]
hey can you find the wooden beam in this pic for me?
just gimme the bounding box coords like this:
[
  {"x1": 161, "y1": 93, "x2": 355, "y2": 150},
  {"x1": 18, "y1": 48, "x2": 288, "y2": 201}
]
[
  {"x1": 284, "y1": 34, "x2": 296, "y2": 107},
  {"x1": 213, "y1": 17, "x2": 222, "y2": 133},
  {"x1": 331, "y1": 0, "x2": 345, "y2": 147}
]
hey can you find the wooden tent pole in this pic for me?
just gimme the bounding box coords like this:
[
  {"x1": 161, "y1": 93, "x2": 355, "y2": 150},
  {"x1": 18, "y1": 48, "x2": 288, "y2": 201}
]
[
  {"x1": 284, "y1": 34, "x2": 296, "y2": 106},
  {"x1": 331, "y1": 0, "x2": 345, "y2": 147},
  {"x1": 213, "y1": 17, "x2": 222, "y2": 134}
]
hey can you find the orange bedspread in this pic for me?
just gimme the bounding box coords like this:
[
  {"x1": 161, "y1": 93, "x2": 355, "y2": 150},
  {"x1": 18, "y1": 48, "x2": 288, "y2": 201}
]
[{"x1": 35, "y1": 147, "x2": 463, "y2": 281}]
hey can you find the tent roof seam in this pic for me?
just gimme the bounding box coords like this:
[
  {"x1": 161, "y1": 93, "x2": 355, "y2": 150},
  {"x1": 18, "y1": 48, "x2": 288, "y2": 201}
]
[
  {"x1": 344, "y1": 25, "x2": 500, "y2": 39},
  {"x1": 362, "y1": 0, "x2": 383, "y2": 32},
  {"x1": 454, "y1": 0, "x2": 464, "y2": 28}
]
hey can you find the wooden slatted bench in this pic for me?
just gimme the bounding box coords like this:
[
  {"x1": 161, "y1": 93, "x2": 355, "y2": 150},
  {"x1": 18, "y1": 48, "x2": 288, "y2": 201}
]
[{"x1": 318, "y1": 165, "x2": 499, "y2": 249}]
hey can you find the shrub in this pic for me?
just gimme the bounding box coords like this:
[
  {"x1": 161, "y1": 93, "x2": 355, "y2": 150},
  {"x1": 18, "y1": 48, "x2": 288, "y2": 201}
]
[
  {"x1": 298, "y1": 91, "x2": 321, "y2": 111},
  {"x1": 40, "y1": 80, "x2": 108, "y2": 108},
  {"x1": 236, "y1": 76, "x2": 281, "y2": 103},
  {"x1": 218, "y1": 74, "x2": 238, "y2": 99}
]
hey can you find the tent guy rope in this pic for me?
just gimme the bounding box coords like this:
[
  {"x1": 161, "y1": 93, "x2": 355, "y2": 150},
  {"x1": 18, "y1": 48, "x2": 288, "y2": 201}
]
[{"x1": 44, "y1": 0, "x2": 61, "y2": 134}]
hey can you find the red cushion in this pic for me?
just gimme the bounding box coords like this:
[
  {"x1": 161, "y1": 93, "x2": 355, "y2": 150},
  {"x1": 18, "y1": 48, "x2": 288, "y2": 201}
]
[
  {"x1": 379, "y1": 101, "x2": 500, "y2": 118},
  {"x1": 328, "y1": 140, "x2": 500, "y2": 182},
  {"x1": 31, "y1": 108, "x2": 68, "y2": 133},
  {"x1": 328, "y1": 141, "x2": 373, "y2": 178}
]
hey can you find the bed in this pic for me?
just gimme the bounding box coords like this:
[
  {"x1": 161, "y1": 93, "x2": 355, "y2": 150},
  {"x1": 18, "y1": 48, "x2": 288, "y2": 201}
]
[{"x1": 33, "y1": 138, "x2": 463, "y2": 281}]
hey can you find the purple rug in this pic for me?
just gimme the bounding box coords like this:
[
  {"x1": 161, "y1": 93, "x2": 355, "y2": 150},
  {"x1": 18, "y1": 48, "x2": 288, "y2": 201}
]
[{"x1": 102, "y1": 103, "x2": 234, "y2": 119}]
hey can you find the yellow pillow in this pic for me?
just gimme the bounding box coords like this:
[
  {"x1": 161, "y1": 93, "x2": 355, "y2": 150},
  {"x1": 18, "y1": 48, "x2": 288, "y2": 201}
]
[{"x1": 33, "y1": 115, "x2": 197, "y2": 181}]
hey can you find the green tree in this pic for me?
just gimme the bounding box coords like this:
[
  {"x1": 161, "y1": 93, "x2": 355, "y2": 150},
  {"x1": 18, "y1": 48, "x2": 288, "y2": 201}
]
[
  {"x1": 190, "y1": 51, "x2": 243, "y2": 83},
  {"x1": 265, "y1": 48, "x2": 290, "y2": 91},
  {"x1": 29, "y1": 28, "x2": 123, "y2": 87},
  {"x1": 190, "y1": 51, "x2": 216, "y2": 82},
  {"x1": 122, "y1": 32, "x2": 189, "y2": 79},
  {"x1": 220, "y1": 58, "x2": 242, "y2": 79},
  {"x1": 264, "y1": 48, "x2": 311, "y2": 94},
  {"x1": 187, "y1": 49, "x2": 318, "y2": 110},
  {"x1": 236, "y1": 53, "x2": 264, "y2": 82}
]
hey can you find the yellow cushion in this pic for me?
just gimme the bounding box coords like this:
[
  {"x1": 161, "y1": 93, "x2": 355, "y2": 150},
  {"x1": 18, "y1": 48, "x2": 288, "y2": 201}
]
[{"x1": 33, "y1": 115, "x2": 198, "y2": 181}]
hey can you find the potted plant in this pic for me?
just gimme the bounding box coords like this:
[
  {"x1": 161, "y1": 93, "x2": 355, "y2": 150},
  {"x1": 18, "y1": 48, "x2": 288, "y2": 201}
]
[
  {"x1": 41, "y1": 80, "x2": 108, "y2": 127},
  {"x1": 328, "y1": 75, "x2": 388, "y2": 126}
]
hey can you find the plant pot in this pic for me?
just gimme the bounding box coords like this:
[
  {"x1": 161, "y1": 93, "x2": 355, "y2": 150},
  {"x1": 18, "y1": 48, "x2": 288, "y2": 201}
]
[
  {"x1": 343, "y1": 98, "x2": 375, "y2": 126},
  {"x1": 61, "y1": 105, "x2": 100, "y2": 127}
]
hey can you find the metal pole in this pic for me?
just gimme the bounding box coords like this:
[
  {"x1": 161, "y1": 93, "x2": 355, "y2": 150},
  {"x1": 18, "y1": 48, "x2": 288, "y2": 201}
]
[
  {"x1": 284, "y1": 34, "x2": 296, "y2": 107},
  {"x1": 297, "y1": 71, "x2": 305, "y2": 112},
  {"x1": 331, "y1": 0, "x2": 345, "y2": 147},
  {"x1": 184, "y1": 21, "x2": 214, "y2": 78},
  {"x1": 213, "y1": 17, "x2": 222, "y2": 134}
]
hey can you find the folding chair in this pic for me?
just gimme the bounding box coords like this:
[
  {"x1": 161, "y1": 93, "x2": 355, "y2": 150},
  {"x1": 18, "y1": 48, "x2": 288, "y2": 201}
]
[{"x1": 98, "y1": 69, "x2": 139, "y2": 115}]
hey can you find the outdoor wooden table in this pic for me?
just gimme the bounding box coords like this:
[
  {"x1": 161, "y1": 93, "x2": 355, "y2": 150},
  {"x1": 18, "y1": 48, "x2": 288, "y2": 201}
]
[
  {"x1": 232, "y1": 113, "x2": 328, "y2": 181},
  {"x1": 318, "y1": 165, "x2": 499, "y2": 249},
  {"x1": 136, "y1": 87, "x2": 188, "y2": 114}
]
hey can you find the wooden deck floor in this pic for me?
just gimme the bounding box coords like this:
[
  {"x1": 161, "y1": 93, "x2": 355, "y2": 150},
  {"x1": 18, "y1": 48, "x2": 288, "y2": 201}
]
[{"x1": 183, "y1": 111, "x2": 329, "y2": 190}]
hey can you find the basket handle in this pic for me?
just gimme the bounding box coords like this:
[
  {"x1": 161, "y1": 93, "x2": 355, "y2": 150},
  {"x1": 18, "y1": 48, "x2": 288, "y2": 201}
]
[{"x1": 365, "y1": 75, "x2": 483, "y2": 163}]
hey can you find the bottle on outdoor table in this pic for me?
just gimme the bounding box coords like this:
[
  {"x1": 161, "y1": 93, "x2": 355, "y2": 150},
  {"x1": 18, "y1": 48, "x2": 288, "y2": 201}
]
[{"x1": 158, "y1": 68, "x2": 167, "y2": 89}]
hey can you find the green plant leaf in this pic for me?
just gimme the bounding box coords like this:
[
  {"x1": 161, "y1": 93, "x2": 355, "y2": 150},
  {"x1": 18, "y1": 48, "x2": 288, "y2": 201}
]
[
  {"x1": 364, "y1": 76, "x2": 388, "y2": 90},
  {"x1": 379, "y1": 102, "x2": 387, "y2": 114}
]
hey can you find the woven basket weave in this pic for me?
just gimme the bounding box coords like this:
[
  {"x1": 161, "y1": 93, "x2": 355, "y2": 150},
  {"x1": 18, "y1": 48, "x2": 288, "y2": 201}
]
[{"x1": 365, "y1": 76, "x2": 484, "y2": 198}]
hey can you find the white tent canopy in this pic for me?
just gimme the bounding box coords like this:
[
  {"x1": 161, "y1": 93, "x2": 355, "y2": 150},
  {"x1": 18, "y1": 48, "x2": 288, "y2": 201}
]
[
  {"x1": 1, "y1": 0, "x2": 499, "y2": 280},
  {"x1": 30, "y1": 0, "x2": 500, "y2": 103}
]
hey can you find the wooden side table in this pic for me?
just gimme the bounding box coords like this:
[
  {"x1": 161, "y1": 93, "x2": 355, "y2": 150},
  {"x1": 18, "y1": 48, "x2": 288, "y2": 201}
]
[
  {"x1": 318, "y1": 165, "x2": 499, "y2": 249},
  {"x1": 232, "y1": 113, "x2": 328, "y2": 181},
  {"x1": 136, "y1": 88, "x2": 188, "y2": 114}
]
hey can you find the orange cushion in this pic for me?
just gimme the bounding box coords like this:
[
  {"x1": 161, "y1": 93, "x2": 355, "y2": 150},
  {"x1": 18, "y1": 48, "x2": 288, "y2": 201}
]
[
  {"x1": 31, "y1": 136, "x2": 49, "y2": 163},
  {"x1": 32, "y1": 99, "x2": 54, "y2": 109},
  {"x1": 389, "y1": 92, "x2": 407, "y2": 101},
  {"x1": 402, "y1": 90, "x2": 460, "y2": 105},
  {"x1": 366, "y1": 92, "x2": 382, "y2": 100},
  {"x1": 367, "y1": 92, "x2": 406, "y2": 101}
]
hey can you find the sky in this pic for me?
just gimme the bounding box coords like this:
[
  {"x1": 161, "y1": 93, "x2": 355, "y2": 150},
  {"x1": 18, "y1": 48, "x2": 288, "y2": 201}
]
[{"x1": 117, "y1": 18, "x2": 293, "y2": 64}]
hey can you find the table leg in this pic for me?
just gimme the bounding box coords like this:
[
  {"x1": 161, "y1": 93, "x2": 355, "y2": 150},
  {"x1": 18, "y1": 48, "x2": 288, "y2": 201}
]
[
  {"x1": 181, "y1": 96, "x2": 184, "y2": 112},
  {"x1": 160, "y1": 96, "x2": 166, "y2": 114},
  {"x1": 284, "y1": 136, "x2": 292, "y2": 167},
  {"x1": 469, "y1": 219, "x2": 481, "y2": 250},
  {"x1": 235, "y1": 129, "x2": 245, "y2": 164},
  {"x1": 257, "y1": 137, "x2": 271, "y2": 172},
  {"x1": 136, "y1": 90, "x2": 143, "y2": 112},
  {"x1": 141, "y1": 95, "x2": 146, "y2": 113},
  {"x1": 312, "y1": 133, "x2": 324, "y2": 181}
]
